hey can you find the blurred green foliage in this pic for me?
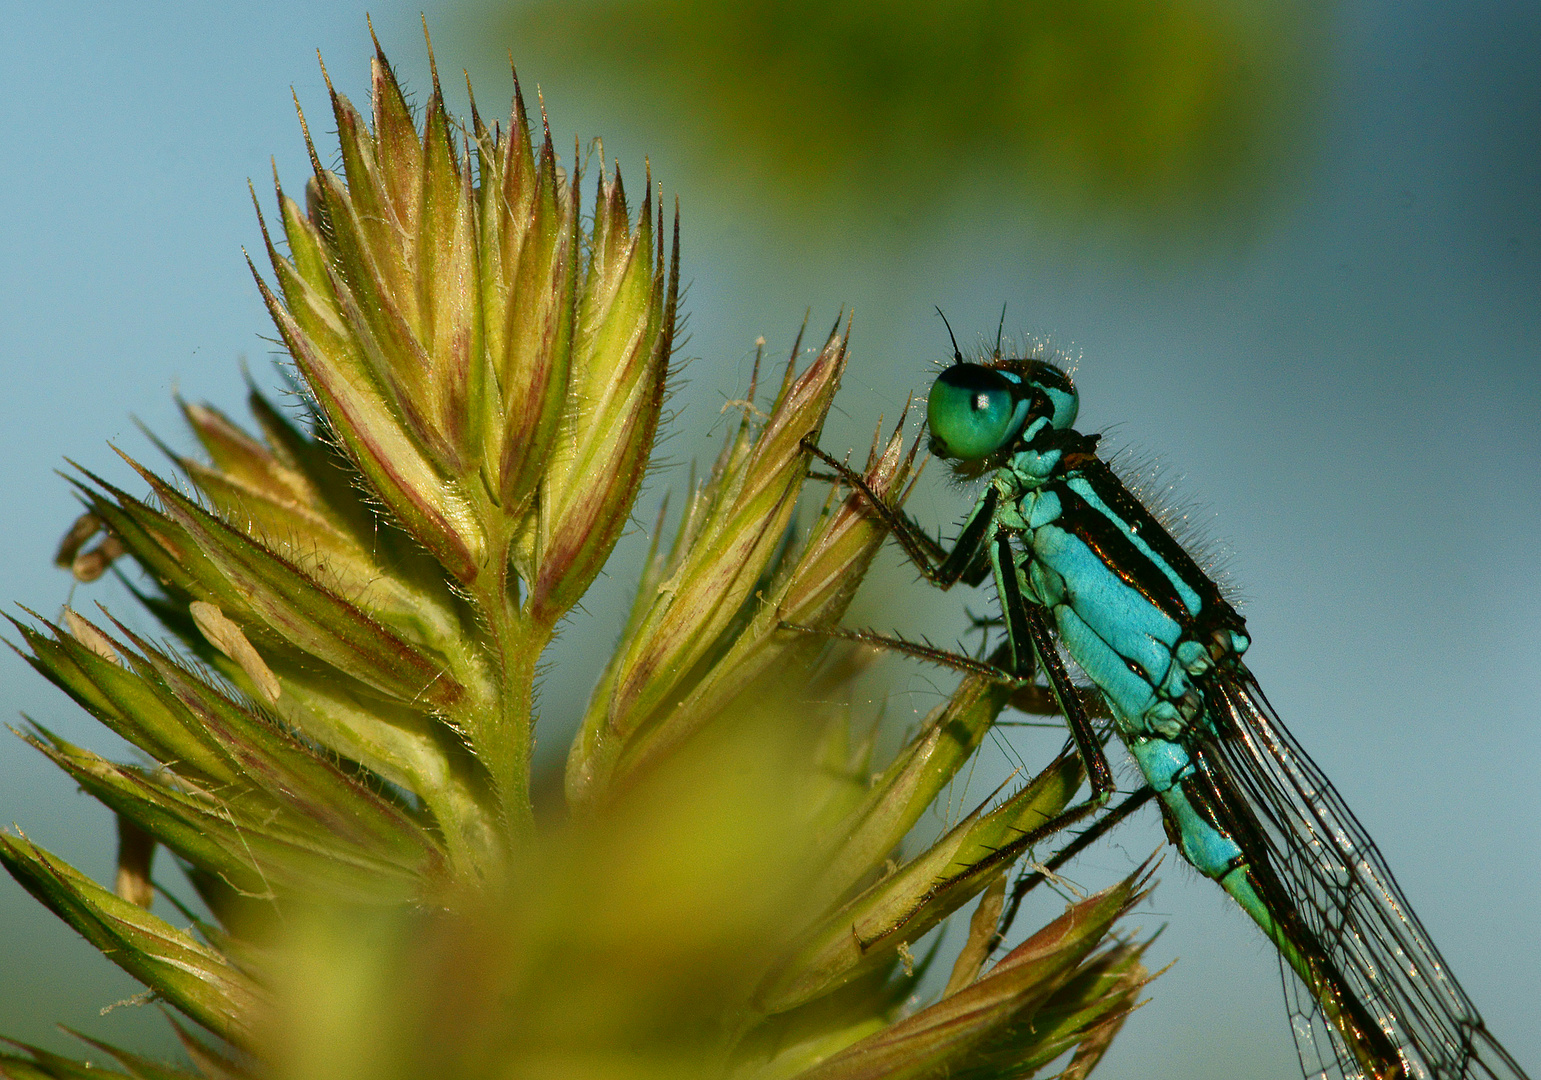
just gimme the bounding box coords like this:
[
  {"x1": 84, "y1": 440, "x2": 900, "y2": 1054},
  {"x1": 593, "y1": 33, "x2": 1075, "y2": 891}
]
[{"x1": 462, "y1": 0, "x2": 1325, "y2": 235}]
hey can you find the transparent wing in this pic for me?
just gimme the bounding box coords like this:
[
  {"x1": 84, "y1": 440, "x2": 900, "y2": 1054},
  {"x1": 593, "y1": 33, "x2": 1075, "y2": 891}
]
[{"x1": 1203, "y1": 672, "x2": 1529, "y2": 1080}]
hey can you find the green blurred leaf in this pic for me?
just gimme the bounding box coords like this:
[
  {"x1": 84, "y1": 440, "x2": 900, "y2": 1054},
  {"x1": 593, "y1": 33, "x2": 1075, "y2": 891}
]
[{"x1": 465, "y1": 0, "x2": 1324, "y2": 232}]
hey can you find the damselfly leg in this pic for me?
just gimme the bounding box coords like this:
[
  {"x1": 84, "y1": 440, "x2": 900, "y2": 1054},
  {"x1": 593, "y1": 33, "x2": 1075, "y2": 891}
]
[{"x1": 790, "y1": 435, "x2": 1118, "y2": 830}]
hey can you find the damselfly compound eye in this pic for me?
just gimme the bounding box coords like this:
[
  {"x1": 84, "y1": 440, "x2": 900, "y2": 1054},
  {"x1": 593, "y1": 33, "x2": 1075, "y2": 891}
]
[{"x1": 926, "y1": 364, "x2": 1026, "y2": 460}]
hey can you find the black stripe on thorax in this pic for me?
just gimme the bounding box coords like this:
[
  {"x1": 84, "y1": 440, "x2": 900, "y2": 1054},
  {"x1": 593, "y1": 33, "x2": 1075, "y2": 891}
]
[
  {"x1": 1046, "y1": 452, "x2": 1238, "y2": 633},
  {"x1": 1046, "y1": 474, "x2": 1196, "y2": 628}
]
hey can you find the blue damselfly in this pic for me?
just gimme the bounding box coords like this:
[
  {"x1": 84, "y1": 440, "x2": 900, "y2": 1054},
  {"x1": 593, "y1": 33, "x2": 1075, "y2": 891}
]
[{"x1": 796, "y1": 325, "x2": 1531, "y2": 1080}]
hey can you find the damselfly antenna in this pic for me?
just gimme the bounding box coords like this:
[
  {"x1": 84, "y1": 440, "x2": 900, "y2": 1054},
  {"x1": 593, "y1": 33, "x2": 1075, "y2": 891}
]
[
  {"x1": 935, "y1": 306, "x2": 964, "y2": 365},
  {"x1": 994, "y1": 303, "x2": 1008, "y2": 361}
]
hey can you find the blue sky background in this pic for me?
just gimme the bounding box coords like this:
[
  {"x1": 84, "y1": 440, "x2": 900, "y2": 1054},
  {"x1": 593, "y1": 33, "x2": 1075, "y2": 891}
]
[{"x1": 1, "y1": 2, "x2": 1537, "y2": 1078}]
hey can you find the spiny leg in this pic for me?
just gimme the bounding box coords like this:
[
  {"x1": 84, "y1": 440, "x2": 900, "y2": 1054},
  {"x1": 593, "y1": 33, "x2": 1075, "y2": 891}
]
[
  {"x1": 776, "y1": 622, "x2": 1020, "y2": 683},
  {"x1": 927, "y1": 761, "x2": 1132, "y2": 939},
  {"x1": 801, "y1": 435, "x2": 995, "y2": 587},
  {"x1": 787, "y1": 530, "x2": 1125, "y2": 881},
  {"x1": 798, "y1": 439, "x2": 1126, "y2": 895},
  {"x1": 778, "y1": 620, "x2": 1107, "y2": 720},
  {"x1": 995, "y1": 785, "x2": 1157, "y2": 948},
  {"x1": 992, "y1": 531, "x2": 1116, "y2": 799},
  {"x1": 858, "y1": 742, "x2": 1124, "y2": 954},
  {"x1": 943, "y1": 529, "x2": 1131, "y2": 916},
  {"x1": 776, "y1": 612, "x2": 1122, "y2": 855},
  {"x1": 779, "y1": 514, "x2": 1119, "y2": 784}
]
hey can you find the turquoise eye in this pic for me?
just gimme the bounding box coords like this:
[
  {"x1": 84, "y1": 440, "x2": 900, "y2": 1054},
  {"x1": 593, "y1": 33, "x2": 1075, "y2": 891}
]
[{"x1": 927, "y1": 364, "x2": 1027, "y2": 460}]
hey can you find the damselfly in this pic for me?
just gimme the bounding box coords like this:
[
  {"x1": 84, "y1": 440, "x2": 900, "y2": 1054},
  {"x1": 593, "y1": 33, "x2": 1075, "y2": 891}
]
[{"x1": 797, "y1": 325, "x2": 1531, "y2": 1080}]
